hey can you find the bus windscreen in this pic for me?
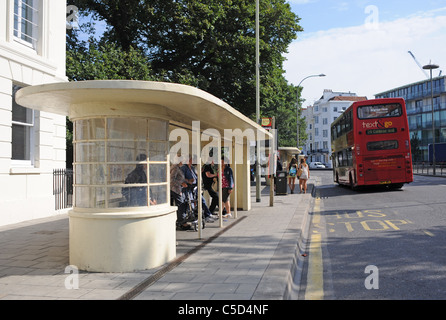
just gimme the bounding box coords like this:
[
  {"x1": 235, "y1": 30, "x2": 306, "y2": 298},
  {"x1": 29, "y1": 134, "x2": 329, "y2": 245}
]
[{"x1": 357, "y1": 103, "x2": 402, "y2": 119}]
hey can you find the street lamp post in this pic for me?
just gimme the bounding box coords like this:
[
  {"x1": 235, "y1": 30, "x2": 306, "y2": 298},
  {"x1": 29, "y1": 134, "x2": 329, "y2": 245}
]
[
  {"x1": 255, "y1": 0, "x2": 261, "y2": 202},
  {"x1": 423, "y1": 63, "x2": 439, "y2": 175},
  {"x1": 296, "y1": 74, "x2": 326, "y2": 149}
]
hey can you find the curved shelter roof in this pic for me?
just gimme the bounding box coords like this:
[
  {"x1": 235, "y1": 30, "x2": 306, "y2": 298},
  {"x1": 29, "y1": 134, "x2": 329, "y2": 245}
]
[{"x1": 16, "y1": 80, "x2": 271, "y2": 137}]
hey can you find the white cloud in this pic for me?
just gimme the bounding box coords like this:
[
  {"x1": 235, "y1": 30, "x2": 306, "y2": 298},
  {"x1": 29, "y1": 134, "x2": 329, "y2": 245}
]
[{"x1": 284, "y1": 11, "x2": 446, "y2": 106}]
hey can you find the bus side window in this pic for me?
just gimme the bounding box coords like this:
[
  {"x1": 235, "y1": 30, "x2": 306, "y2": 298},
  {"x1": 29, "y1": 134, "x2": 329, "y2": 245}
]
[
  {"x1": 331, "y1": 127, "x2": 337, "y2": 140},
  {"x1": 347, "y1": 148, "x2": 353, "y2": 166},
  {"x1": 346, "y1": 111, "x2": 352, "y2": 132},
  {"x1": 337, "y1": 151, "x2": 343, "y2": 167}
]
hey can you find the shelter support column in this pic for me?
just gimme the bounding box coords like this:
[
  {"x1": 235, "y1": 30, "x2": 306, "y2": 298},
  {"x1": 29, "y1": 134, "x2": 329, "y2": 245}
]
[{"x1": 234, "y1": 141, "x2": 251, "y2": 211}]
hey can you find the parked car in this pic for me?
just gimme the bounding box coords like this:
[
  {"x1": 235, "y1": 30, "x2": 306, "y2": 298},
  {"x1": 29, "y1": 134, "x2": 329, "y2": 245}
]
[{"x1": 309, "y1": 162, "x2": 326, "y2": 169}]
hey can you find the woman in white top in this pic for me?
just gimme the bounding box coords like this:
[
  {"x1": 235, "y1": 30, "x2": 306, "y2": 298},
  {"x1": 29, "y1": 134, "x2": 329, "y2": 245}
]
[{"x1": 298, "y1": 157, "x2": 310, "y2": 194}]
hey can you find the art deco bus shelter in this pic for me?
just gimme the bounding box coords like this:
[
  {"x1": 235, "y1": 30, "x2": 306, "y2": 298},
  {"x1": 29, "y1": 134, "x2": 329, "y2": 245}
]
[{"x1": 16, "y1": 80, "x2": 272, "y2": 272}]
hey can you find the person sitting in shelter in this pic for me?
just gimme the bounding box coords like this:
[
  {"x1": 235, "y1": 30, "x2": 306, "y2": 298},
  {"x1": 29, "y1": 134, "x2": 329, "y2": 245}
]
[
  {"x1": 170, "y1": 157, "x2": 190, "y2": 230},
  {"x1": 122, "y1": 154, "x2": 156, "y2": 206},
  {"x1": 181, "y1": 156, "x2": 215, "y2": 223}
]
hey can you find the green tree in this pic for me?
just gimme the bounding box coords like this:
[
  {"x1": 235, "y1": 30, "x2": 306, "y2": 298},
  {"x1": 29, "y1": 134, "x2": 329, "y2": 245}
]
[
  {"x1": 67, "y1": 0, "x2": 304, "y2": 147},
  {"x1": 66, "y1": 28, "x2": 156, "y2": 81}
]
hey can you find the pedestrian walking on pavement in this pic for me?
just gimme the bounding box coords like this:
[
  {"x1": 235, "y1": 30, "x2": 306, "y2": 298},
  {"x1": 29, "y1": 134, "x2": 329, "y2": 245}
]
[
  {"x1": 287, "y1": 157, "x2": 298, "y2": 194},
  {"x1": 298, "y1": 157, "x2": 310, "y2": 194}
]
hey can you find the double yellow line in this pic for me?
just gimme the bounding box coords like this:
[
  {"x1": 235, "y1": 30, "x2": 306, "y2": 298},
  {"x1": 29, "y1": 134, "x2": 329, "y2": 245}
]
[{"x1": 305, "y1": 190, "x2": 324, "y2": 300}]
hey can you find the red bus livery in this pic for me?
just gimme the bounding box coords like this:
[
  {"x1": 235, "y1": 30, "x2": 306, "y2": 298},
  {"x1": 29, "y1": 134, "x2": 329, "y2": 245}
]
[{"x1": 331, "y1": 98, "x2": 413, "y2": 189}]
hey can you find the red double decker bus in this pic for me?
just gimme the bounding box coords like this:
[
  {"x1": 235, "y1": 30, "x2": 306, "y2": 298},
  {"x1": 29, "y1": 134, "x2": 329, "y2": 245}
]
[{"x1": 331, "y1": 98, "x2": 413, "y2": 189}]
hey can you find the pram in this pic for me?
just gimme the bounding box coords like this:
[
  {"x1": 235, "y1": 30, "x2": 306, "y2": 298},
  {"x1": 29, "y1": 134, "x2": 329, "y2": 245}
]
[{"x1": 178, "y1": 185, "x2": 206, "y2": 231}]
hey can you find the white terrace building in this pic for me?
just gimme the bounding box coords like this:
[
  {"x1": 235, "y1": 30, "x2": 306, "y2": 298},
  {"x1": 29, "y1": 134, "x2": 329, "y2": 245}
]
[
  {"x1": 302, "y1": 89, "x2": 367, "y2": 168},
  {"x1": 0, "y1": 0, "x2": 68, "y2": 226}
]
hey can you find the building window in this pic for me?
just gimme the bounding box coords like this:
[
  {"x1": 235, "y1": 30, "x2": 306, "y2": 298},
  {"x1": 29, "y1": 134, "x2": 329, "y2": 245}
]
[
  {"x1": 11, "y1": 85, "x2": 35, "y2": 165},
  {"x1": 13, "y1": 0, "x2": 39, "y2": 48},
  {"x1": 323, "y1": 141, "x2": 328, "y2": 150}
]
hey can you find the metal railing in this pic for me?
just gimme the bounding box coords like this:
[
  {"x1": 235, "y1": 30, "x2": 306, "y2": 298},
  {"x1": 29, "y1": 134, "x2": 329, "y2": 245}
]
[
  {"x1": 413, "y1": 162, "x2": 446, "y2": 176},
  {"x1": 53, "y1": 168, "x2": 73, "y2": 210}
]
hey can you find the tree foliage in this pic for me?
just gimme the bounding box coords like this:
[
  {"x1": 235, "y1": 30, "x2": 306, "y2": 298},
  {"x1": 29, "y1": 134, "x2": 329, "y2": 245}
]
[{"x1": 67, "y1": 0, "x2": 305, "y2": 147}]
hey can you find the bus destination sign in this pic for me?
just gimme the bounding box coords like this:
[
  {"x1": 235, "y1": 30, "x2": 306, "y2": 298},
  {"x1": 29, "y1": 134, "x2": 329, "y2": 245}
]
[{"x1": 366, "y1": 128, "x2": 397, "y2": 135}]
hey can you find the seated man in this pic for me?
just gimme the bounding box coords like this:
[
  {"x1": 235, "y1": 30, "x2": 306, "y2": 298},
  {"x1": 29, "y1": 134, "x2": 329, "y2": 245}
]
[{"x1": 122, "y1": 154, "x2": 156, "y2": 206}]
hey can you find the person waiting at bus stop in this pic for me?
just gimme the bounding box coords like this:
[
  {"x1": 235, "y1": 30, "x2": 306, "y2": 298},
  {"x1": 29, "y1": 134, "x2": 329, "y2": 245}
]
[
  {"x1": 181, "y1": 156, "x2": 215, "y2": 222},
  {"x1": 221, "y1": 156, "x2": 234, "y2": 218},
  {"x1": 122, "y1": 154, "x2": 156, "y2": 206},
  {"x1": 170, "y1": 158, "x2": 189, "y2": 230},
  {"x1": 202, "y1": 157, "x2": 219, "y2": 214}
]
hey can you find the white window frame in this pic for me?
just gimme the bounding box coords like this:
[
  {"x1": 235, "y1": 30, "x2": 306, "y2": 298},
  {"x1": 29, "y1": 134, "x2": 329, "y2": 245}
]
[
  {"x1": 11, "y1": 84, "x2": 36, "y2": 167},
  {"x1": 13, "y1": 0, "x2": 39, "y2": 50}
]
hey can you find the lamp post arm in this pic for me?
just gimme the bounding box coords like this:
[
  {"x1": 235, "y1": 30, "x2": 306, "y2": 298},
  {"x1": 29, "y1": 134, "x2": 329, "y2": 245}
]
[{"x1": 296, "y1": 74, "x2": 326, "y2": 149}]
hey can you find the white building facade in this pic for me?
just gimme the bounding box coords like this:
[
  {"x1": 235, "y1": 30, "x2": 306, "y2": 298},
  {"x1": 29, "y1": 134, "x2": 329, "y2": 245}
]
[
  {"x1": 0, "y1": 0, "x2": 67, "y2": 226},
  {"x1": 302, "y1": 89, "x2": 367, "y2": 167}
]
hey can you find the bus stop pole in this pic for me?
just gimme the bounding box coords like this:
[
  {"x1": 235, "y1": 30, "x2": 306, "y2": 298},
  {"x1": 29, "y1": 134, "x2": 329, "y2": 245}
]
[
  {"x1": 232, "y1": 140, "x2": 238, "y2": 218},
  {"x1": 255, "y1": 0, "x2": 261, "y2": 203},
  {"x1": 218, "y1": 145, "x2": 223, "y2": 228}
]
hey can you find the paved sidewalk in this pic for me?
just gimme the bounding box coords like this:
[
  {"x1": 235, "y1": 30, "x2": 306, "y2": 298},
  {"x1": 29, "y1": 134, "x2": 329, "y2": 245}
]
[{"x1": 0, "y1": 180, "x2": 314, "y2": 300}]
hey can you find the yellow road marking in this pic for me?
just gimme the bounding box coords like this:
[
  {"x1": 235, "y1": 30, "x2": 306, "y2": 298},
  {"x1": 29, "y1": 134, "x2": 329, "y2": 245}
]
[
  {"x1": 305, "y1": 195, "x2": 324, "y2": 300},
  {"x1": 423, "y1": 230, "x2": 434, "y2": 237}
]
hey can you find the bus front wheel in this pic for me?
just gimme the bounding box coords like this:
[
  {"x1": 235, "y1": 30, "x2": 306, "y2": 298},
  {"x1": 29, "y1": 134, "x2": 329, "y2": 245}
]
[{"x1": 349, "y1": 174, "x2": 357, "y2": 190}]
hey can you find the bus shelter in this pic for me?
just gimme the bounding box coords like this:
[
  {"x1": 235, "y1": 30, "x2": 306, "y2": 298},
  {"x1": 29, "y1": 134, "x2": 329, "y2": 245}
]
[
  {"x1": 278, "y1": 147, "x2": 301, "y2": 169},
  {"x1": 16, "y1": 80, "x2": 272, "y2": 272}
]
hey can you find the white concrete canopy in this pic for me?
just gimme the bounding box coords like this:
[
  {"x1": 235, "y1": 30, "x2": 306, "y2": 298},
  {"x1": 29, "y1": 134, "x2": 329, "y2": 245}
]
[{"x1": 16, "y1": 80, "x2": 271, "y2": 136}]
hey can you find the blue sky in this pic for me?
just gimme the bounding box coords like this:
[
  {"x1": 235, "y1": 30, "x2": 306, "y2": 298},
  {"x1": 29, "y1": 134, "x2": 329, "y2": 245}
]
[
  {"x1": 289, "y1": 0, "x2": 446, "y2": 33},
  {"x1": 284, "y1": 0, "x2": 446, "y2": 106}
]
